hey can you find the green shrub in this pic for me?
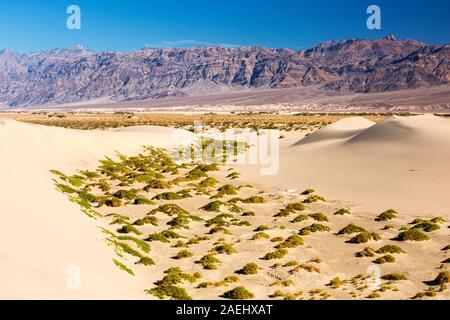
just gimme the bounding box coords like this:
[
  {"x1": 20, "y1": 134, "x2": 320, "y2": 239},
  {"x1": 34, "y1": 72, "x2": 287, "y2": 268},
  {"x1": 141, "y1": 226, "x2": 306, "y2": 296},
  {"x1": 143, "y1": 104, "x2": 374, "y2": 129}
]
[
  {"x1": 262, "y1": 249, "x2": 288, "y2": 260},
  {"x1": 254, "y1": 225, "x2": 269, "y2": 232},
  {"x1": 412, "y1": 222, "x2": 440, "y2": 232},
  {"x1": 271, "y1": 236, "x2": 284, "y2": 242},
  {"x1": 196, "y1": 254, "x2": 221, "y2": 270},
  {"x1": 117, "y1": 224, "x2": 142, "y2": 235},
  {"x1": 114, "y1": 189, "x2": 138, "y2": 200},
  {"x1": 214, "y1": 184, "x2": 238, "y2": 197},
  {"x1": 214, "y1": 243, "x2": 238, "y2": 255},
  {"x1": 104, "y1": 197, "x2": 123, "y2": 207},
  {"x1": 381, "y1": 273, "x2": 408, "y2": 281},
  {"x1": 133, "y1": 197, "x2": 154, "y2": 205},
  {"x1": 283, "y1": 261, "x2": 299, "y2": 267},
  {"x1": 376, "y1": 209, "x2": 398, "y2": 221},
  {"x1": 154, "y1": 204, "x2": 189, "y2": 216},
  {"x1": 173, "y1": 249, "x2": 193, "y2": 260},
  {"x1": 376, "y1": 245, "x2": 405, "y2": 254},
  {"x1": 291, "y1": 215, "x2": 310, "y2": 223},
  {"x1": 338, "y1": 224, "x2": 366, "y2": 235},
  {"x1": 143, "y1": 179, "x2": 171, "y2": 190},
  {"x1": 309, "y1": 213, "x2": 329, "y2": 222},
  {"x1": 186, "y1": 168, "x2": 208, "y2": 181},
  {"x1": 299, "y1": 224, "x2": 331, "y2": 235},
  {"x1": 303, "y1": 195, "x2": 325, "y2": 203},
  {"x1": 301, "y1": 189, "x2": 315, "y2": 195},
  {"x1": 275, "y1": 208, "x2": 295, "y2": 217},
  {"x1": 199, "y1": 177, "x2": 219, "y2": 188},
  {"x1": 276, "y1": 235, "x2": 304, "y2": 249},
  {"x1": 327, "y1": 277, "x2": 343, "y2": 288},
  {"x1": 347, "y1": 232, "x2": 381, "y2": 244},
  {"x1": 201, "y1": 201, "x2": 225, "y2": 212},
  {"x1": 395, "y1": 229, "x2": 429, "y2": 241},
  {"x1": 286, "y1": 203, "x2": 305, "y2": 211},
  {"x1": 133, "y1": 216, "x2": 158, "y2": 227},
  {"x1": 112, "y1": 259, "x2": 134, "y2": 276},
  {"x1": 153, "y1": 190, "x2": 191, "y2": 200},
  {"x1": 428, "y1": 271, "x2": 449, "y2": 285},
  {"x1": 242, "y1": 196, "x2": 265, "y2": 204},
  {"x1": 373, "y1": 254, "x2": 396, "y2": 264},
  {"x1": 117, "y1": 235, "x2": 151, "y2": 253},
  {"x1": 242, "y1": 211, "x2": 256, "y2": 217},
  {"x1": 222, "y1": 286, "x2": 254, "y2": 300},
  {"x1": 334, "y1": 208, "x2": 350, "y2": 215},
  {"x1": 251, "y1": 232, "x2": 270, "y2": 240},
  {"x1": 238, "y1": 263, "x2": 259, "y2": 275},
  {"x1": 135, "y1": 257, "x2": 155, "y2": 266},
  {"x1": 355, "y1": 247, "x2": 376, "y2": 257}
]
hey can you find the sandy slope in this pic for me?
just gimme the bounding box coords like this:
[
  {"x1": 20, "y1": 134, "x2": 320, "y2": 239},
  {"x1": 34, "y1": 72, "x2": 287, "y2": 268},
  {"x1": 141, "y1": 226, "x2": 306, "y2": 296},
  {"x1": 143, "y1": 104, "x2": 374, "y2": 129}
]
[
  {"x1": 242, "y1": 115, "x2": 450, "y2": 214},
  {"x1": 0, "y1": 115, "x2": 448, "y2": 300},
  {"x1": 0, "y1": 120, "x2": 184, "y2": 299}
]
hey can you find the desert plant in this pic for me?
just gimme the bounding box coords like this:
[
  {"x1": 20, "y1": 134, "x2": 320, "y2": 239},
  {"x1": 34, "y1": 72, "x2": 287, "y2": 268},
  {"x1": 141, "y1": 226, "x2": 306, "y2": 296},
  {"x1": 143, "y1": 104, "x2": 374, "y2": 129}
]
[
  {"x1": 173, "y1": 249, "x2": 193, "y2": 260},
  {"x1": 251, "y1": 232, "x2": 270, "y2": 240},
  {"x1": 355, "y1": 247, "x2": 377, "y2": 257},
  {"x1": 291, "y1": 215, "x2": 310, "y2": 223},
  {"x1": 135, "y1": 257, "x2": 155, "y2": 266},
  {"x1": 309, "y1": 213, "x2": 329, "y2": 222},
  {"x1": 213, "y1": 243, "x2": 238, "y2": 255},
  {"x1": 222, "y1": 286, "x2": 254, "y2": 300},
  {"x1": 347, "y1": 232, "x2": 381, "y2": 244},
  {"x1": 303, "y1": 195, "x2": 325, "y2": 203},
  {"x1": 376, "y1": 209, "x2": 398, "y2": 221},
  {"x1": 201, "y1": 201, "x2": 225, "y2": 212},
  {"x1": 395, "y1": 229, "x2": 429, "y2": 241},
  {"x1": 276, "y1": 235, "x2": 304, "y2": 249},
  {"x1": 117, "y1": 224, "x2": 142, "y2": 235},
  {"x1": 338, "y1": 224, "x2": 366, "y2": 235},
  {"x1": 427, "y1": 271, "x2": 449, "y2": 285},
  {"x1": 242, "y1": 196, "x2": 265, "y2": 204},
  {"x1": 327, "y1": 277, "x2": 343, "y2": 288},
  {"x1": 373, "y1": 254, "x2": 396, "y2": 264},
  {"x1": 238, "y1": 263, "x2": 259, "y2": 275},
  {"x1": 334, "y1": 208, "x2": 350, "y2": 215},
  {"x1": 262, "y1": 249, "x2": 288, "y2": 260},
  {"x1": 301, "y1": 189, "x2": 315, "y2": 195},
  {"x1": 381, "y1": 273, "x2": 408, "y2": 281},
  {"x1": 196, "y1": 254, "x2": 221, "y2": 270},
  {"x1": 299, "y1": 224, "x2": 331, "y2": 235},
  {"x1": 376, "y1": 245, "x2": 405, "y2": 254}
]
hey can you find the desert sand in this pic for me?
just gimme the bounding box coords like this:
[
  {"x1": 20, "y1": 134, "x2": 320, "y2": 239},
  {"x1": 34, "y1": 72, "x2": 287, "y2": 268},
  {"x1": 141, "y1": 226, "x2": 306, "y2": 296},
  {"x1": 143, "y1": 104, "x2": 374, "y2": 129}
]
[{"x1": 0, "y1": 115, "x2": 448, "y2": 300}]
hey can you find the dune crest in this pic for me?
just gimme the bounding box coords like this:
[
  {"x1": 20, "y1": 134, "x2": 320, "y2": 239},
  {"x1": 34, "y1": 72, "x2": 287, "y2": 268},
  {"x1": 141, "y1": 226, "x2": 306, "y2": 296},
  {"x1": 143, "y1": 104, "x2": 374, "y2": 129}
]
[
  {"x1": 0, "y1": 120, "x2": 186, "y2": 299},
  {"x1": 294, "y1": 117, "x2": 375, "y2": 146}
]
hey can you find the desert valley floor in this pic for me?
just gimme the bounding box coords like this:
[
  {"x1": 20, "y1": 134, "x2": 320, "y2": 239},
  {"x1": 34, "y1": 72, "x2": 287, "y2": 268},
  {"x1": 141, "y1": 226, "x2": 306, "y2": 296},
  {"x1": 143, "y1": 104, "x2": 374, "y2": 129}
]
[{"x1": 0, "y1": 113, "x2": 448, "y2": 300}]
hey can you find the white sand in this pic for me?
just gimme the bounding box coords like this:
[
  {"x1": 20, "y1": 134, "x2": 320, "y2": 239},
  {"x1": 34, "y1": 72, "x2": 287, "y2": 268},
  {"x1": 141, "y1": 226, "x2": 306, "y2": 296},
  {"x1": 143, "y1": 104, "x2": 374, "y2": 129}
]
[
  {"x1": 242, "y1": 115, "x2": 450, "y2": 214},
  {"x1": 0, "y1": 120, "x2": 186, "y2": 299},
  {"x1": 1, "y1": 115, "x2": 449, "y2": 299}
]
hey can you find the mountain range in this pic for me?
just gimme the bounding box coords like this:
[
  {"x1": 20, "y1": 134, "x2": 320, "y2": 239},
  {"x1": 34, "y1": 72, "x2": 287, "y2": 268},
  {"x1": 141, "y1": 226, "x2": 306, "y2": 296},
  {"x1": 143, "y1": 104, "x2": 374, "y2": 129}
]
[{"x1": 0, "y1": 35, "x2": 449, "y2": 107}]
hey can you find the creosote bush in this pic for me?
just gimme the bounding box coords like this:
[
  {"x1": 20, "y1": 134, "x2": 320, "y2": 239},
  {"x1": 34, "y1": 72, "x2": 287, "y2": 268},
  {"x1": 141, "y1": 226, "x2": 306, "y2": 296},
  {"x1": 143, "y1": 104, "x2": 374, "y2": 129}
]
[
  {"x1": 262, "y1": 249, "x2": 288, "y2": 260},
  {"x1": 373, "y1": 254, "x2": 396, "y2": 264},
  {"x1": 376, "y1": 245, "x2": 405, "y2": 254},
  {"x1": 347, "y1": 232, "x2": 381, "y2": 244},
  {"x1": 196, "y1": 254, "x2": 221, "y2": 270},
  {"x1": 381, "y1": 273, "x2": 408, "y2": 281},
  {"x1": 338, "y1": 224, "x2": 366, "y2": 235},
  {"x1": 376, "y1": 209, "x2": 398, "y2": 221},
  {"x1": 334, "y1": 208, "x2": 350, "y2": 215},
  {"x1": 395, "y1": 229, "x2": 429, "y2": 241},
  {"x1": 356, "y1": 247, "x2": 377, "y2": 257},
  {"x1": 238, "y1": 263, "x2": 259, "y2": 275},
  {"x1": 222, "y1": 286, "x2": 254, "y2": 300},
  {"x1": 299, "y1": 223, "x2": 331, "y2": 235},
  {"x1": 173, "y1": 249, "x2": 193, "y2": 260}
]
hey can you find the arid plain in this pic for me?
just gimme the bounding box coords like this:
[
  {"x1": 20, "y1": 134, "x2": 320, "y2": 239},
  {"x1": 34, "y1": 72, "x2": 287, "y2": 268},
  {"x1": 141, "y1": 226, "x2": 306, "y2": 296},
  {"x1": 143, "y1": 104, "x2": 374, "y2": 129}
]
[{"x1": 0, "y1": 112, "x2": 448, "y2": 300}]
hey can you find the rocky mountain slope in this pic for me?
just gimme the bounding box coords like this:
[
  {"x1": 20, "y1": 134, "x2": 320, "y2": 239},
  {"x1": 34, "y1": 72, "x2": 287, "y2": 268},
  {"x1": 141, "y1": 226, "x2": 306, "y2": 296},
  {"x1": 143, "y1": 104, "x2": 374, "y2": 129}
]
[{"x1": 0, "y1": 35, "x2": 448, "y2": 107}]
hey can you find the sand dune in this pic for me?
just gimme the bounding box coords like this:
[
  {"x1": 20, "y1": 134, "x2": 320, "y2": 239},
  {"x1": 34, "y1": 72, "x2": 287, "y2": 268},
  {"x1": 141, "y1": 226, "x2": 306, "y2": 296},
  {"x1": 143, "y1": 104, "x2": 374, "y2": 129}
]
[
  {"x1": 295, "y1": 117, "x2": 375, "y2": 146},
  {"x1": 243, "y1": 115, "x2": 450, "y2": 214},
  {"x1": 0, "y1": 120, "x2": 186, "y2": 299},
  {"x1": 1, "y1": 115, "x2": 448, "y2": 299}
]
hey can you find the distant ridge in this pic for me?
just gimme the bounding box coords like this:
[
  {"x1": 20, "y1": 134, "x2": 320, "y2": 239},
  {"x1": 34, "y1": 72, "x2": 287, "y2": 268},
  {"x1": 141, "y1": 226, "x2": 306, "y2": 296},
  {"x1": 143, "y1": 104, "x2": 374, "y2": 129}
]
[{"x1": 0, "y1": 36, "x2": 448, "y2": 107}]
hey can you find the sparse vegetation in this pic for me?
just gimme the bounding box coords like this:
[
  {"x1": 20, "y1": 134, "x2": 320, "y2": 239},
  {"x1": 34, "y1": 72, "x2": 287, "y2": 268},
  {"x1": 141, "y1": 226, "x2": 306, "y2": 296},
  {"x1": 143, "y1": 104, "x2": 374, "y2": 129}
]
[
  {"x1": 376, "y1": 209, "x2": 398, "y2": 221},
  {"x1": 222, "y1": 286, "x2": 254, "y2": 300},
  {"x1": 395, "y1": 229, "x2": 429, "y2": 241}
]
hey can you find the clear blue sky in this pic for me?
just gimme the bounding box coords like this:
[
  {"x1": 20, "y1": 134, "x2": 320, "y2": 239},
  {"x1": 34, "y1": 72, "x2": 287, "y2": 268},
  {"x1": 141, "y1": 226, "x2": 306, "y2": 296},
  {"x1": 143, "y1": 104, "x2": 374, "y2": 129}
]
[{"x1": 1, "y1": 0, "x2": 449, "y2": 52}]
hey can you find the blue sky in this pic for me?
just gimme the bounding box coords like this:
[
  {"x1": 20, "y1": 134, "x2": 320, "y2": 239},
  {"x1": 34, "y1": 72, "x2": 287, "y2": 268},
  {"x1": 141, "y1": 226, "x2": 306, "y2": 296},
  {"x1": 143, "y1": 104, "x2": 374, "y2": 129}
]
[{"x1": 0, "y1": 0, "x2": 449, "y2": 52}]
